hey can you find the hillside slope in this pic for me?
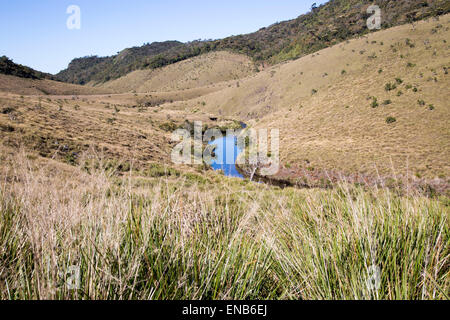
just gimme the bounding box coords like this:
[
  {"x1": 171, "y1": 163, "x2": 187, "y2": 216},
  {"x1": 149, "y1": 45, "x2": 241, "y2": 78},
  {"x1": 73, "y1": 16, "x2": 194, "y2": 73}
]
[
  {"x1": 177, "y1": 15, "x2": 450, "y2": 183},
  {"x1": 0, "y1": 56, "x2": 54, "y2": 80},
  {"x1": 96, "y1": 51, "x2": 255, "y2": 93},
  {"x1": 56, "y1": 41, "x2": 184, "y2": 84},
  {"x1": 56, "y1": 0, "x2": 450, "y2": 85},
  {"x1": 0, "y1": 74, "x2": 113, "y2": 96}
]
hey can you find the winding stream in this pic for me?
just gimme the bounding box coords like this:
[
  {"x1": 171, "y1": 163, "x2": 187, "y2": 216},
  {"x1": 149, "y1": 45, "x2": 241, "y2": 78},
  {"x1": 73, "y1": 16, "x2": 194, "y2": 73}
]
[
  {"x1": 208, "y1": 122, "x2": 247, "y2": 178},
  {"x1": 208, "y1": 134, "x2": 244, "y2": 178},
  {"x1": 207, "y1": 122, "x2": 293, "y2": 188}
]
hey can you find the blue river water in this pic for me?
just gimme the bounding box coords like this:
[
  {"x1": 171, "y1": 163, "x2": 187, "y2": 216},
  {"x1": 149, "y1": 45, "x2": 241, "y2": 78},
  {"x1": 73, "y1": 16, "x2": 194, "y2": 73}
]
[{"x1": 208, "y1": 135, "x2": 244, "y2": 178}]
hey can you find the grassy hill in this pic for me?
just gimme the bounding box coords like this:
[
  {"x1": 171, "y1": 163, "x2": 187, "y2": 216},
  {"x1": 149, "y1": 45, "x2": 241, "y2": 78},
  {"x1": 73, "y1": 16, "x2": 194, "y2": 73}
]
[
  {"x1": 2, "y1": 14, "x2": 448, "y2": 190},
  {"x1": 56, "y1": 0, "x2": 450, "y2": 85},
  {"x1": 0, "y1": 74, "x2": 113, "y2": 96},
  {"x1": 55, "y1": 41, "x2": 184, "y2": 85},
  {"x1": 96, "y1": 51, "x2": 256, "y2": 93},
  {"x1": 170, "y1": 15, "x2": 450, "y2": 188}
]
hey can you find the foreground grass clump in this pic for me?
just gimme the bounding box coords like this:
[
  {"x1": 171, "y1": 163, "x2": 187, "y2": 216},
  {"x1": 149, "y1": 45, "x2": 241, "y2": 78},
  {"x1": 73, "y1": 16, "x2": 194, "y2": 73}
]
[{"x1": 0, "y1": 154, "x2": 448, "y2": 300}]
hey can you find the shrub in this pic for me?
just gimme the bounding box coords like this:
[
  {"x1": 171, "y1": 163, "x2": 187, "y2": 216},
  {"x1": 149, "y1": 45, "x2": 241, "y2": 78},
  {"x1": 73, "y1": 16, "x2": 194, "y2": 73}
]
[
  {"x1": 1, "y1": 107, "x2": 15, "y2": 114},
  {"x1": 371, "y1": 97, "x2": 379, "y2": 108},
  {"x1": 159, "y1": 121, "x2": 178, "y2": 132},
  {"x1": 383, "y1": 100, "x2": 392, "y2": 105},
  {"x1": 386, "y1": 116, "x2": 397, "y2": 124},
  {"x1": 385, "y1": 82, "x2": 397, "y2": 91},
  {"x1": 418, "y1": 99, "x2": 426, "y2": 106},
  {"x1": 405, "y1": 38, "x2": 415, "y2": 48}
]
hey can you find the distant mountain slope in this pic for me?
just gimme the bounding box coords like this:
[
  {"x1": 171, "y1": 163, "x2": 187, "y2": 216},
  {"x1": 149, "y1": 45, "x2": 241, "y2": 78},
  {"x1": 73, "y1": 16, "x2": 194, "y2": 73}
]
[
  {"x1": 56, "y1": 0, "x2": 450, "y2": 85},
  {"x1": 56, "y1": 41, "x2": 184, "y2": 85},
  {"x1": 97, "y1": 51, "x2": 255, "y2": 93},
  {"x1": 0, "y1": 56, "x2": 54, "y2": 80},
  {"x1": 228, "y1": 0, "x2": 450, "y2": 64}
]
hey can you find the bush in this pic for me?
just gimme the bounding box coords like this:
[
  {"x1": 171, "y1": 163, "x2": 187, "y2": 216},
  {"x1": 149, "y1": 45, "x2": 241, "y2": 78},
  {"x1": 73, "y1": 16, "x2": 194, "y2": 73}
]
[
  {"x1": 159, "y1": 121, "x2": 178, "y2": 132},
  {"x1": 371, "y1": 97, "x2": 379, "y2": 108},
  {"x1": 405, "y1": 38, "x2": 415, "y2": 48},
  {"x1": 386, "y1": 116, "x2": 397, "y2": 124},
  {"x1": 385, "y1": 82, "x2": 397, "y2": 91},
  {"x1": 1, "y1": 107, "x2": 15, "y2": 114}
]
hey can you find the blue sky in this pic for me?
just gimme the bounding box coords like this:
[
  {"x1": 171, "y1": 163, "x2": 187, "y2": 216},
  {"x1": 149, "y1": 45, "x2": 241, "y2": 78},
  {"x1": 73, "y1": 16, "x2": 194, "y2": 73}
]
[{"x1": 0, "y1": 0, "x2": 327, "y2": 74}]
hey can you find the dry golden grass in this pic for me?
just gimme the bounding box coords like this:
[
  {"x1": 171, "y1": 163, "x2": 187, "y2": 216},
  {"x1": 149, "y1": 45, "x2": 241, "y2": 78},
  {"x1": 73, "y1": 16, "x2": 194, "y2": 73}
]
[
  {"x1": 0, "y1": 16, "x2": 448, "y2": 188},
  {"x1": 0, "y1": 93, "x2": 172, "y2": 167},
  {"x1": 0, "y1": 16, "x2": 449, "y2": 301},
  {"x1": 0, "y1": 150, "x2": 448, "y2": 300},
  {"x1": 0, "y1": 90, "x2": 241, "y2": 173},
  {"x1": 180, "y1": 15, "x2": 450, "y2": 181},
  {"x1": 0, "y1": 74, "x2": 112, "y2": 96},
  {"x1": 97, "y1": 51, "x2": 255, "y2": 93}
]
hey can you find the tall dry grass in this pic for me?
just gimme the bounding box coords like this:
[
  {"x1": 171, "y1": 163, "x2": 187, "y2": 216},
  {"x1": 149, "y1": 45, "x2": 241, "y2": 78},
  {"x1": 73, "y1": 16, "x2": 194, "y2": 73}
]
[{"x1": 0, "y1": 151, "x2": 448, "y2": 300}]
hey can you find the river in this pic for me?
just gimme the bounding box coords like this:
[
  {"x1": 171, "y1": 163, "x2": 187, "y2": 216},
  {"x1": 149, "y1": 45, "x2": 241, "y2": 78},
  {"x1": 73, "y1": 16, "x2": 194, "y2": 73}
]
[{"x1": 208, "y1": 132, "x2": 244, "y2": 178}]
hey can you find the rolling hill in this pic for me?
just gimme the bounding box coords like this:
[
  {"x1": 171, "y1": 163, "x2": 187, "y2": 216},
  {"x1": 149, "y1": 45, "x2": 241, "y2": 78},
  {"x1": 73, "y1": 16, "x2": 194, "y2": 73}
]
[
  {"x1": 96, "y1": 51, "x2": 256, "y2": 93},
  {"x1": 0, "y1": 73, "x2": 113, "y2": 96},
  {"x1": 55, "y1": 0, "x2": 450, "y2": 85},
  {"x1": 168, "y1": 14, "x2": 450, "y2": 188},
  {"x1": 1, "y1": 14, "x2": 448, "y2": 191},
  {"x1": 55, "y1": 41, "x2": 184, "y2": 85}
]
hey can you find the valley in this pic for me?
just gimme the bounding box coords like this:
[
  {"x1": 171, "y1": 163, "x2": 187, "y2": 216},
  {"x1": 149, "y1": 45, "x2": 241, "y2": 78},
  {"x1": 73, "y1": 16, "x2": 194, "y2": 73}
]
[
  {"x1": 1, "y1": 15, "x2": 448, "y2": 194},
  {"x1": 0, "y1": 1, "x2": 448, "y2": 301}
]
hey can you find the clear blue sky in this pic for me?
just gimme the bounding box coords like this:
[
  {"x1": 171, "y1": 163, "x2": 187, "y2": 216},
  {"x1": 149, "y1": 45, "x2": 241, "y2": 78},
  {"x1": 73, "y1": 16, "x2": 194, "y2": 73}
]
[{"x1": 0, "y1": 0, "x2": 328, "y2": 74}]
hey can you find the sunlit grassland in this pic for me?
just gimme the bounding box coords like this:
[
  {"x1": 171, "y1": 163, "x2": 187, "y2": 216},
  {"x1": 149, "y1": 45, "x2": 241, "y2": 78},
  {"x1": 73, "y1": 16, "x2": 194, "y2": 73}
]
[{"x1": 0, "y1": 153, "x2": 448, "y2": 300}]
